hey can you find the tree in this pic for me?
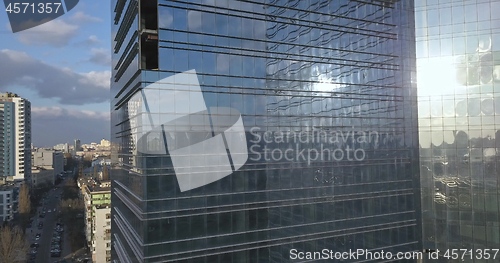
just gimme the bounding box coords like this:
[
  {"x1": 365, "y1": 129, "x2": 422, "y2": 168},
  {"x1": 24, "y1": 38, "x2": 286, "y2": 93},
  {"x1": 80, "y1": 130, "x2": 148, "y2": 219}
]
[
  {"x1": 0, "y1": 225, "x2": 28, "y2": 263},
  {"x1": 17, "y1": 184, "x2": 31, "y2": 228},
  {"x1": 30, "y1": 182, "x2": 51, "y2": 209},
  {"x1": 61, "y1": 180, "x2": 79, "y2": 200},
  {"x1": 64, "y1": 153, "x2": 76, "y2": 171},
  {"x1": 60, "y1": 198, "x2": 83, "y2": 212},
  {"x1": 78, "y1": 161, "x2": 84, "y2": 179},
  {"x1": 59, "y1": 198, "x2": 85, "y2": 251}
]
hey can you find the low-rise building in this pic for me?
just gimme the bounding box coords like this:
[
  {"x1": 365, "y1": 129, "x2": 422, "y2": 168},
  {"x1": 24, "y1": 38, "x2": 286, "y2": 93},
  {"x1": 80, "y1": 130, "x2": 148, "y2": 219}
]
[
  {"x1": 53, "y1": 143, "x2": 70, "y2": 153},
  {"x1": 31, "y1": 148, "x2": 64, "y2": 187},
  {"x1": 91, "y1": 158, "x2": 111, "y2": 167},
  {"x1": 32, "y1": 148, "x2": 64, "y2": 176},
  {"x1": 82, "y1": 166, "x2": 98, "y2": 178},
  {"x1": 0, "y1": 183, "x2": 18, "y2": 222},
  {"x1": 92, "y1": 205, "x2": 111, "y2": 263},
  {"x1": 81, "y1": 178, "x2": 111, "y2": 263},
  {"x1": 0, "y1": 188, "x2": 13, "y2": 222},
  {"x1": 31, "y1": 167, "x2": 55, "y2": 187},
  {"x1": 100, "y1": 139, "x2": 110, "y2": 147},
  {"x1": 82, "y1": 164, "x2": 110, "y2": 182}
]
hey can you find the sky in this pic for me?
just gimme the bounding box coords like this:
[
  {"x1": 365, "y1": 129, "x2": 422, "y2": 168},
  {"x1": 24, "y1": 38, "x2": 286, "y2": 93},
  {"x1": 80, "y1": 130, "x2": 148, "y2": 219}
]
[{"x1": 0, "y1": 1, "x2": 111, "y2": 147}]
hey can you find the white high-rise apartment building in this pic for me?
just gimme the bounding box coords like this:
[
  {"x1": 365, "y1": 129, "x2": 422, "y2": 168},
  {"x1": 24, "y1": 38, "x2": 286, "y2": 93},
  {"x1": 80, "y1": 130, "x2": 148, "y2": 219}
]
[{"x1": 0, "y1": 92, "x2": 31, "y2": 182}]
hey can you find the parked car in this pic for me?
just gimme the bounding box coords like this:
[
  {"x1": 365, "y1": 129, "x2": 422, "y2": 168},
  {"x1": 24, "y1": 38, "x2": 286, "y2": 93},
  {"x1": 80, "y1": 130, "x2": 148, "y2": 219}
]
[
  {"x1": 56, "y1": 226, "x2": 64, "y2": 232},
  {"x1": 51, "y1": 245, "x2": 62, "y2": 251}
]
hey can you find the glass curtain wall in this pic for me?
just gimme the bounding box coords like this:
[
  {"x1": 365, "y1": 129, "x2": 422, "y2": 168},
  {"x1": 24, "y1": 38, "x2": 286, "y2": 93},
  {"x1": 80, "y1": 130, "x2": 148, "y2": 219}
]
[
  {"x1": 416, "y1": 0, "x2": 500, "y2": 262},
  {"x1": 111, "y1": 0, "x2": 420, "y2": 262}
]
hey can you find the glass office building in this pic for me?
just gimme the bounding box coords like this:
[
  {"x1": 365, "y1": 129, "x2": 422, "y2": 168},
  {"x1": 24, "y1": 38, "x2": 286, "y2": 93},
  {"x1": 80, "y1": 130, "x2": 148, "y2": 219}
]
[
  {"x1": 111, "y1": 0, "x2": 420, "y2": 262},
  {"x1": 416, "y1": 0, "x2": 500, "y2": 261}
]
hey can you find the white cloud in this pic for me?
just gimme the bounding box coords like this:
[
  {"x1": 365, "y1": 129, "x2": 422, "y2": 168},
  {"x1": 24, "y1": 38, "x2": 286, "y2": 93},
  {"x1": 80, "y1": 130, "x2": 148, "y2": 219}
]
[
  {"x1": 88, "y1": 35, "x2": 99, "y2": 43},
  {"x1": 16, "y1": 19, "x2": 78, "y2": 47},
  {"x1": 79, "y1": 70, "x2": 111, "y2": 88},
  {"x1": 158, "y1": 9, "x2": 173, "y2": 28},
  {"x1": 0, "y1": 49, "x2": 110, "y2": 105},
  {"x1": 188, "y1": 11, "x2": 202, "y2": 30},
  {"x1": 69, "y1": 11, "x2": 102, "y2": 23},
  {"x1": 32, "y1": 107, "x2": 109, "y2": 120},
  {"x1": 75, "y1": 35, "x2": 101, "y2": 47},
  {"x1": 31, "y1": 107, "x2": 109, "y2": 147},
  {"x1": 216, "y1": 54, "x2": 230, "y2": 73}
]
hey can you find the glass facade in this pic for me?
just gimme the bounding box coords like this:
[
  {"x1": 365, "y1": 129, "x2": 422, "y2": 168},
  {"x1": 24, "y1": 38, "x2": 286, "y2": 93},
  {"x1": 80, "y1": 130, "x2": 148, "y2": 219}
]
[
  {"x1": 111, "y1": 0, "x2": 420, "y2": 262},
  {"x1": 416, "y1": 0, "x2": 500, "y2": 261}
]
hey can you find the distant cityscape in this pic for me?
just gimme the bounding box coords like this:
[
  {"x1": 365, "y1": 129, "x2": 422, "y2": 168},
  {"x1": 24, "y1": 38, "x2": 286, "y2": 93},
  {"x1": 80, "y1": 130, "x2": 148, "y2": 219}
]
[{"x1": 0, "y1": 91, "x2": 110, "y2": 262}]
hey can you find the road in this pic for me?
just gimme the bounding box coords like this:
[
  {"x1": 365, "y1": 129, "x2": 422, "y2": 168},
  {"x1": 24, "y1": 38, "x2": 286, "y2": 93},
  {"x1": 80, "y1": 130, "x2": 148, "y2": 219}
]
[{"x1": 26, "y1": 178, "x2": 72, "y2": 263}]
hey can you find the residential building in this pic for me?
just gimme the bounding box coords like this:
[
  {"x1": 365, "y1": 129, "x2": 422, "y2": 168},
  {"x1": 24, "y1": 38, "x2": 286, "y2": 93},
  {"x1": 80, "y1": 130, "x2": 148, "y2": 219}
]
[
  {"x1": 54, "y1": 143, "x2": 70, "y2": 153},
  {"x1": 30, "y1": 167, "x2": 55, "y2": 187},
  {"x1": 82, "y1": 164, "x2": 109, "y2": 180},
  {"x1": 0, "y1": 186, "x2": 14, "y2": 222},
  {"x1": 81, "y1": 178, "x2": 112, "y2": 263},
  {"x1": 92, "y1": 158, "x2": 112, "y2": 168},
  {"x1": 0, "y1": 101, "x2": 15, "y2": 183},
  {"x1": 93, "y1": 205, "x2": 112, "y2": 263},
  {"x1": 0, "y1": 92, "x2": 31, "y2": 182},
  {"x1": 32, "y1": 148, "x2": 64, "y2": 176},
  {"x1": 111, "y1": 1, "x2": 420, "y2": 262},
  {"x1": 416, "y1": 0, "x2": 500, "y2": 259},
  {"x1": 100, "y1": 139, "x2": 111, "y2": 147},
  {"x1": 0, "y1": 181, "x2": 21, "y2": 222}
]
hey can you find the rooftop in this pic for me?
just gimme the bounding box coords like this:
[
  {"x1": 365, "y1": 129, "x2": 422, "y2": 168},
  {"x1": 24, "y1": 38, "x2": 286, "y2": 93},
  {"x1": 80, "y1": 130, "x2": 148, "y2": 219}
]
[
  {"x1": 0, "y1": 92, "x2": 20, "y2": 98},
  {"x1": 79, "y1": 176, "x2": 111, "y2": 193},
  {"x1": 0, "y1": 183, "x2": 17, "y2": 191}
]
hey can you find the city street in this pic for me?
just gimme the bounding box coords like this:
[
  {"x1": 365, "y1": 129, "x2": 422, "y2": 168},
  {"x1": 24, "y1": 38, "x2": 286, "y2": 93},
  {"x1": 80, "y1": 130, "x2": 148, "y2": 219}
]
[{"x1": 25, "y1": 178, "x2": 72, "y2": 263}]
